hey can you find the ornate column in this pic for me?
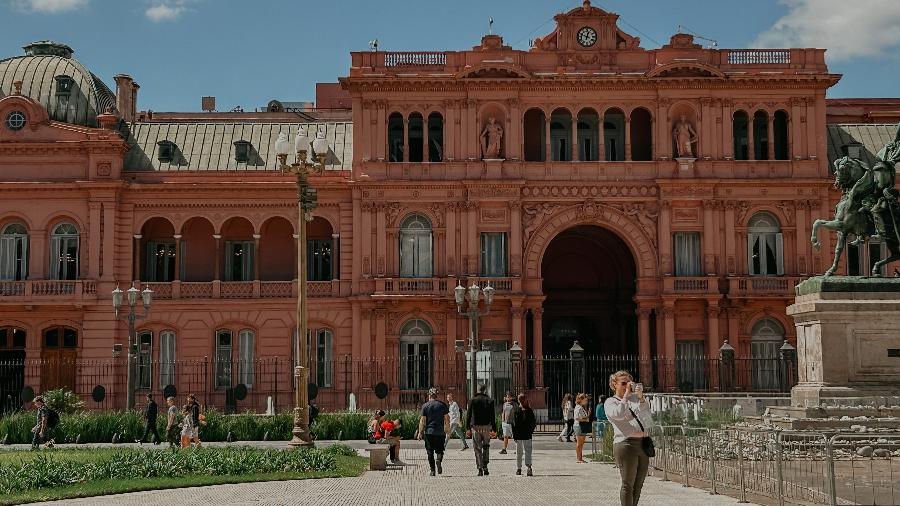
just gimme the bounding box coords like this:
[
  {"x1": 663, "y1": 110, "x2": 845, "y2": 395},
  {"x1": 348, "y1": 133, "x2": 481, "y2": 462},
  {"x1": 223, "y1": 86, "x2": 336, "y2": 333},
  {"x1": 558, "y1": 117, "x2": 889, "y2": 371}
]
[
  {"x1": 748, "y1": 112, "x2": 755, "y2": 161},
  {"x1": 507, "y1": 98, "x2": 520, "y2": 160},
  {"x1": 659, "y1": 200, "x2": 673, "y2": 275},
  {"x1": 662, "y1": 303, "x2": 676, "y2": 358},
  {"x1": 467, "y1": 98, "x2": 478, "y2": 159},
  {"x1": 636, "y1": 306, "x2": 652, "y2": 357},
  {"x1": 598, "y1": 110, "x2": 606, "y2": 161},
  {"x1": 767, "y1": 112, "x2": 775, "y2": 160},
  {"x1": 213, "y1": 234, "x2": 222, "y2": 281},
  {"x1": 466, "y1": 201, "x2": 479, "y2": 275},
  {"x1": 723, "y1": 99, "x2": 734, "y2": 159},
  {"x1": 374, "y1": 309, "x2": 386, "y2": 358},
  {"x1": 360, "y1": 309, "x2": 372, "y2": 358},
  {"x1": 702, "y1": 200, "x2": 716, "y2": 275},
  {"x1": 173, "y1": 234, "x2": 182, "y2": 281},
  {"x1": 376, "y1": 101, "x2": 387, "y2": 161},
  {"x1": 252, "y1": 233, "x2": 261, "y2": 280},
  {"x1": 724, "y1": 201, "x2": 738, "y2": 275},
  {"x1": 532, "y1": 307, "x2": 544, "y2": 387},
  {"x1": 133, "y1": 234, "x2": 142, "y2": 281},
  {"x1": 511, "y1": 306, "x2": 524, "y2": 354},
  {"x1": 445, "y1": 202, "x2": 457, "y2": 276},
  {"x1": 101, "y1": 202, "x2": 116, "y2": 280},
  {"x1": 657, "y1": 99, "x2": 671, "y2": 159},
  {"x1": 402, "y1": 116, "x2": 409, "y2": 162},
  {"x1": 88, "y1": 202, "x2": 102, "y2": 280},
  {"x1": 331, "y1": 233, "x2": 340, "y2": 280},
  {"x1": 706, "y1": 302, "x2": 721, "y2": 358},
  {"x1": 624, "y1": 116, "x2": 632, "y2": 161},
  {"x1": 571, "y1": 112, "x2": 579, "y2": 162},
  {"x1": 544, "y1": 113, "x2": 551, "y2": 162},
  {"x1": 360, "y1": 202, "x2": 373, "y2": 278},
  {"x1": 699, "y1": 97, "x2": 712, "y2": 158},
  {"x1": 376, "y1": 204, "x2": 386, "y2": 277},
  {"x1": 509, "y1": 200, "x2": 522, "y2": 276},
  {"x1": 423, "y1": 113, "x2": 429, "y2": 162}
]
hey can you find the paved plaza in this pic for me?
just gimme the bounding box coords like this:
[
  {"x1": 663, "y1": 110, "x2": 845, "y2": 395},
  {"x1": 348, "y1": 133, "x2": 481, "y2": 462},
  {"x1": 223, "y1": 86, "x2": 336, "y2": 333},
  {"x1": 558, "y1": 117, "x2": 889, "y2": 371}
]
[{"x1": 21, "y1": 436, "x2": 752, "y2": 506}]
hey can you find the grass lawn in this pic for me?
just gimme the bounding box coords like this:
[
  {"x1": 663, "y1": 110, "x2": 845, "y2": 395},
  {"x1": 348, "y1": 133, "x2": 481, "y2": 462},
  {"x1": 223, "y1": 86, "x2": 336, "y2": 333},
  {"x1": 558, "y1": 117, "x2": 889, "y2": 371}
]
[{"x1": 0, "y1": 449, "x2": 367, "y2": 506}]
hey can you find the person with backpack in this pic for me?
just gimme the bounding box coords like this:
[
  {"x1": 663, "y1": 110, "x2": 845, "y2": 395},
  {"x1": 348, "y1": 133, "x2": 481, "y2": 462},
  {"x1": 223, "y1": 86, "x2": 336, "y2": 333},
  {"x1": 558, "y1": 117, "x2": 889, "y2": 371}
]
[
  {"x1": 512, "y1": 393, "x2": 537, "y2": 476},
  {"x1": 140, "y1": 393, "x2": 161, "y2": 444},
  {"x1": 30, "y1": 396, "x2": 57, "y2": 450}
]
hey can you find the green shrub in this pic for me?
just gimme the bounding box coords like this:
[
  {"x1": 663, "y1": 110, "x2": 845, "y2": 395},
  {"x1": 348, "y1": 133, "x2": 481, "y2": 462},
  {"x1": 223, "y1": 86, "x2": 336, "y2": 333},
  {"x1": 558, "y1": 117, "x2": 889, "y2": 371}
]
[
  {"x1": 41, "y1": 389, "x2": 84, "y2": 415},
  {"x1": 0, "y1": 447, "x2": 339, "y2": 495},
  {"x1": 322, "y1": 444, "x2": 357, "y2": 457}
]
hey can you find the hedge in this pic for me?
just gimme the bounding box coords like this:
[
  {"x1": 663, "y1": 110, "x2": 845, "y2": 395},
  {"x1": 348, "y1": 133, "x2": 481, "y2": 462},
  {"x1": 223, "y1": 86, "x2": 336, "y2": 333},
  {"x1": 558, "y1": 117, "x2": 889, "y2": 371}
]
[{"x1": 0, "y1": 410, "x2": 427, "y2": 444}]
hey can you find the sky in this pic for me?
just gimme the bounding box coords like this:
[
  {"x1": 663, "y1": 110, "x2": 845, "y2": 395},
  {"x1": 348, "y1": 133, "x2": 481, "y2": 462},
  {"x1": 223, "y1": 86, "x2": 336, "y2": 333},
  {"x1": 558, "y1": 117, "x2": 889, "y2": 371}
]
[{"x1": 2, "y1": 0, "x2": 900, "y2": 112}]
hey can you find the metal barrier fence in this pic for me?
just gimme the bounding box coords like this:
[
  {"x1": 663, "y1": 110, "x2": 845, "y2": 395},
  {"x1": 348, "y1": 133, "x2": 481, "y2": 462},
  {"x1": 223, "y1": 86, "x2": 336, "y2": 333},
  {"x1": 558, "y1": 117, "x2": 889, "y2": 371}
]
[
  {"x1": 1, "y1": 354, "x2": 799, "y2": 415},
  {"x1": 590, "y1": 423, "x2": 900, "y2": 506}
]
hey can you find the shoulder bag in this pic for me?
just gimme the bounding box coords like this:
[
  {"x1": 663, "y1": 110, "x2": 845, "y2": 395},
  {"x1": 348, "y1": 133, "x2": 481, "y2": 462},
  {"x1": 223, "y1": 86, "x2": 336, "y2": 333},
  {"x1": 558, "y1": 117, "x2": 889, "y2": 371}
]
[{"x1": 627, "y1": 404, "x2": 655, "y2": 458}]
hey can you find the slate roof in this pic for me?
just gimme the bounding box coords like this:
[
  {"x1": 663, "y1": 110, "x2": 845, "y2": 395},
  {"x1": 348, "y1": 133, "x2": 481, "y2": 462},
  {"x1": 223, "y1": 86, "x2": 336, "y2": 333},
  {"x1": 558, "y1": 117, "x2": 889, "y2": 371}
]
[
  {"x1": 0, "y1": 48, "x2": 116, "y2": 128},
  {"x1": 826, "y1": 123, "x2": 900, "y2": 168},
  {"x1": 121, "y1": 121, "x2": 353, "y2": 171}
]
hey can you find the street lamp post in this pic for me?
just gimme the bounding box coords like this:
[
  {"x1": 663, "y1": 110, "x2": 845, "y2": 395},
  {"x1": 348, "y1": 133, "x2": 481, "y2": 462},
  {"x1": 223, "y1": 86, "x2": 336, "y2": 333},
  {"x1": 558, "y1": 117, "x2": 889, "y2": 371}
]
[
  {"x1": 275, "y1": 128, "x2": 329, "y2": 448},
  {"x1": 112, "y1": 283, "x2": 153, "y2": 411},
  {"x1": 454, "y1": 281, "x2": 494, "y2": 399}
]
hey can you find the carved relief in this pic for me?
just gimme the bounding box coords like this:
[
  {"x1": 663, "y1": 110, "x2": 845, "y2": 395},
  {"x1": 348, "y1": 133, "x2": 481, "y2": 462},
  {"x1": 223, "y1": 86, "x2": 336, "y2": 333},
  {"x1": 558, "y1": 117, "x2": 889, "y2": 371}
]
[
  {"x1": 481, "y1": 208, "x2": 508, "y2": 222},
  {"x1": 384, "y1": 203, "x2": 405, "y2": 227},
  {"x1": 376, "y1": 256, "x2": 385, "y2": 276},
  {"x1": 672, "y1": 207, "x2": 700, "y2": 223},
  {"x1": 776, "y1": 201, "x2": 796, "y2": 225},
  {"x1": 509, "y1": 254, "x2": 522, "y2": 276},
  {"x1": 96, "y1": 162, "x2": 111, "y2": 176},
  {"x1": 469, "y1": 187, "x2": 520, "y2": 198},
  {"x1": 363, "y1": 256, "x2": 371, "y2": 276},
  {"x1": 430, "y1": 202, "x2": 445, "y2": 227}
]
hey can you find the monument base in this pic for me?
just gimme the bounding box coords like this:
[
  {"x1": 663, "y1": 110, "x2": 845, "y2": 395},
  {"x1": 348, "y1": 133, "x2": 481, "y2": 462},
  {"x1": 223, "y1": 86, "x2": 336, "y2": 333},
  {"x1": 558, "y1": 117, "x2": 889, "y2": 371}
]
[{"x1": 787, "y1": 276, "x2": 900, "y2": 407}]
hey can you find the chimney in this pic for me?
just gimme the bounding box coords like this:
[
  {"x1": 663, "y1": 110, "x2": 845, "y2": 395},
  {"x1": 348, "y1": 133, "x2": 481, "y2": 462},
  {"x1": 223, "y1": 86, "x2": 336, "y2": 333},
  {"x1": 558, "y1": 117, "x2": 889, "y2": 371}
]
[{"x1": 114, "y1": 74, "x2": 138, "y2": 122}]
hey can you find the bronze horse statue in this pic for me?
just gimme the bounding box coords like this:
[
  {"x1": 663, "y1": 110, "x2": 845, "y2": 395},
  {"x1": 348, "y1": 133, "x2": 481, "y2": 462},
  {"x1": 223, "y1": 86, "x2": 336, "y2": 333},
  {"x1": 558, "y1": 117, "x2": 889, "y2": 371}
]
[{"x1": 811, "y1": 156, "x2": 900, "y2": 276}]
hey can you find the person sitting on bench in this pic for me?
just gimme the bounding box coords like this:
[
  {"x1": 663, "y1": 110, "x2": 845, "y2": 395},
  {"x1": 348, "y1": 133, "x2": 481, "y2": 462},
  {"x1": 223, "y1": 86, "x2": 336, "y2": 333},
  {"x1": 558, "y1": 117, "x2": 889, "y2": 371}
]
[{"x1": 367, "y1": 410, "x2": 403, "y2": 464}]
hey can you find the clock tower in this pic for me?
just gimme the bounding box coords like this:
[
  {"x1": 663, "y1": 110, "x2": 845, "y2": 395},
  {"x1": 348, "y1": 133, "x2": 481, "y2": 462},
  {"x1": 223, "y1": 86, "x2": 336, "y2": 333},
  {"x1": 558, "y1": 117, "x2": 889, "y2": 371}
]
[{"x1": 531, "y1": 0, "x2": 641, "y2": 52}]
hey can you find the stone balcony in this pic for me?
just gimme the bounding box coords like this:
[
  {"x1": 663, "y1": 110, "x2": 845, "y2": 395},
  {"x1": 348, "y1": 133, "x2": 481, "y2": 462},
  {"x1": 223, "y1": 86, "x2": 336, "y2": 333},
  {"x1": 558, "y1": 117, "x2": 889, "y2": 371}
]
[
  {"x1": 727, "y1": 276, "x2": 802, "y2": 298},
  {"x1": 662, "y1": 276, "x2": 721, "y2": 297},
  {"x1": 135, "y1": 280, "x2": 343, "y2": 300},
  {"x1": 0, "y1": 279, "x2": 98, "y2": 303},
  {"x1": 372, "y1": 276, "x2": 519, "y2": 297}
]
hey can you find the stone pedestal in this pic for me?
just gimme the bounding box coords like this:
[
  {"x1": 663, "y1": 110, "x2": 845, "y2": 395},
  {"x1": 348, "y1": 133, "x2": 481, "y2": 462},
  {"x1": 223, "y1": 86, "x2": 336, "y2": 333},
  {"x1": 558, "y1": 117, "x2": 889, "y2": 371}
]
[{"x1": 787, "y1": 276, "x2": 900, "y2": 407}]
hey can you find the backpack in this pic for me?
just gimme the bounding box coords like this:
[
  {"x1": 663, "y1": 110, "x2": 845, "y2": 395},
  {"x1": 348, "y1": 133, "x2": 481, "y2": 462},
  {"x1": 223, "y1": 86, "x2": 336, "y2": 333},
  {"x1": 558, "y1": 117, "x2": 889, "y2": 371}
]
[{"x1": 46, "y1": 408, "x2": 60, "y2": 429}]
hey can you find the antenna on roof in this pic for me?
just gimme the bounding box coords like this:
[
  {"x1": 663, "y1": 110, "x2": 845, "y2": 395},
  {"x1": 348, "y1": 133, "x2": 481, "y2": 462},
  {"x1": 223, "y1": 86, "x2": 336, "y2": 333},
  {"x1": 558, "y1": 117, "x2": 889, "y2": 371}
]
[
  {"x1": 369, "y1": 39, "x2": 379, "y2": 51},
  {"x1": 677, "y1": 24, "x2": 718, "y2": 48},
  {"x1": 489, "y1": 17, "x2": 494, "y2": 35}
]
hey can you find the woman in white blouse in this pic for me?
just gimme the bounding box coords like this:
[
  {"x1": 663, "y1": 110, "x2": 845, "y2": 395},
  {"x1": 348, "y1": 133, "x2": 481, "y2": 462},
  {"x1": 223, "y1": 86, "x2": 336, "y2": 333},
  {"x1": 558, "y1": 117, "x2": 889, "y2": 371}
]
[{"x1": 604, "y1": 370, "x2": 652, "y2": 506}]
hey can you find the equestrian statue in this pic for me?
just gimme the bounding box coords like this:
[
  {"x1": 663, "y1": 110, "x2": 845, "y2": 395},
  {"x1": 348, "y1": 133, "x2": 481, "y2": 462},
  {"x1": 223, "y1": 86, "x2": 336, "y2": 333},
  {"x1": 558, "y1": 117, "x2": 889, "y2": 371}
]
[{"x1": 811, "y1": 124, "x2": 900, "y2": 276}]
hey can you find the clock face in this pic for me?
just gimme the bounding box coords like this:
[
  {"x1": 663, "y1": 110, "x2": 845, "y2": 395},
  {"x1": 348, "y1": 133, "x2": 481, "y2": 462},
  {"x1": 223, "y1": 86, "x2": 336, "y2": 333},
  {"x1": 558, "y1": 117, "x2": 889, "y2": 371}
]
[{"x1": 577, "y1": 26, "x2": 597, "y2": 47}]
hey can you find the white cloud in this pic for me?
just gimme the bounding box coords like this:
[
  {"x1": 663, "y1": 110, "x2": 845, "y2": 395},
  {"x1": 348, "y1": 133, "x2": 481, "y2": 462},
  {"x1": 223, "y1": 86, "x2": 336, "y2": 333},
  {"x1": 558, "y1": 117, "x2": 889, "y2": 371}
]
[
  {"x1": 753, "y1": 0, "x2": 900, "y2": 61},
  {"x1": 145, "y1": 1, "x2": 187, "y2": 22},
  {"x1": 11, "y1": 0, "x2": 87, "y2": 13}
]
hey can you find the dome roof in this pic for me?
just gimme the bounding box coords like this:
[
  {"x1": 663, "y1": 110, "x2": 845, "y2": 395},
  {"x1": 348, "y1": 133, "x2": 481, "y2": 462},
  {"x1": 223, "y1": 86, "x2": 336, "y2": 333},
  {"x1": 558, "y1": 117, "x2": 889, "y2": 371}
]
[{"x1": 0, "y1": 41, "x2": 116, "y2": 127}]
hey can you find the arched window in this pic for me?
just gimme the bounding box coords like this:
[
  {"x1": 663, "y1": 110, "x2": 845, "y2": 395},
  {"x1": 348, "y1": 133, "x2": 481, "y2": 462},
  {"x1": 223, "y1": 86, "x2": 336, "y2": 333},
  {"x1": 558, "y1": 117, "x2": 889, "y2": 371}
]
[
  {"x1": 0, "y1": 223, "x2": 28, "y2": 281},
  {"x1": 408, "y1": 113, "x2": 424, "y2": 162},
  {"x1": 550, "y1": 108, "x2": 573, "y2": 161},
  {"x1": 753, "y1": 111, "x2": 769, "y2": 160},
  {"x1": 751, "y1": 318, "x2": 784, "y2": 391},
  {"x1": 159, "y1": 330, "x2": 176, "y2": 389},
  {"x1": 315, "y1": 328, "x2": 333, "y2": 387},
  {"x1": 399, "y1": 319, "x2": 432, "y2": 390},
  {"x1": 774, "y1": 110, "x2": 789, "y2": 160},
  {"x1": 50, "y1": 222, "x2": 79, "y2": 280},
  {"x1": 576, "y1": 108, "x2": 600, "y2": 161},
  {"x1": 603, "y1": 108, "x2": 625, "y2": 161},
  {"x1": 523, "y1": 108, "x2": 546, "y2": 161},
  {"x1": 630, "y1": 108, "x2": 653, "y2": 161},
  {"x1": 388, "y1": 112, "x2": 404, "y2": 162},
  {"x1": 733, "y1": 111, "x2": 749, "y2": 160},
  {"x1": 136, "y1": 330, "x2": 153, "y2": 389},
  {"x1": 399, "y1": 214, "x2": 432, "y2": 278},
  {"x1": 427, "y1": 112, "x2": 444, "y2": 162},
  {"x1": 748, "y1": 212, "x2": 783, "y2": 276}
]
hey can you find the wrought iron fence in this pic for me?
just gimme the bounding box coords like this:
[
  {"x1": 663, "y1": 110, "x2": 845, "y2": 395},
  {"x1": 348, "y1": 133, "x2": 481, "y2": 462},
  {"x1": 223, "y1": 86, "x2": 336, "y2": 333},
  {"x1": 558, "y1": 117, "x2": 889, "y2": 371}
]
[
  {"x1": 0, "y1": 354, "x2": 798, "y2": 416},
  {"x1": 589, "y1": 423, "x2": 900, "y2": 506}
]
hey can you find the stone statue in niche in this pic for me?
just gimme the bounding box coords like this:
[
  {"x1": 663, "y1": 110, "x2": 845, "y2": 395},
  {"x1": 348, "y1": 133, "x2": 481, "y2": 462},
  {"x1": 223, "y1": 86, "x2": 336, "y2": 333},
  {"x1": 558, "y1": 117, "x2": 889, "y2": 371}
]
[
  {"x1": 672, "y1": 114, "x2": 698, "y2": 158},
  {"x1": 480, "y1": 116, "x2": 504, "y2": 159}
]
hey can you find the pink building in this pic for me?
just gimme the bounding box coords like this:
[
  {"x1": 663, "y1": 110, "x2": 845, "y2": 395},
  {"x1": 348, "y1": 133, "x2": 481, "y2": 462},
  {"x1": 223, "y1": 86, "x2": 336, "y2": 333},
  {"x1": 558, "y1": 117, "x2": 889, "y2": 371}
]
[{"x1": 0, "y1": 4, "x2": 889, "y2": 413}]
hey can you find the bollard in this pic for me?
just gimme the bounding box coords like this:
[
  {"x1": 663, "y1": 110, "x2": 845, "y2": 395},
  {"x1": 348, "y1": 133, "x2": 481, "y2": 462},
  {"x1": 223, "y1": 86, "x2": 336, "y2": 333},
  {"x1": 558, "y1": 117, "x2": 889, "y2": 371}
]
[
  {"x1": 682, "y1": 428, "x2": 690, "y2": 487},
  {"x1": 775, "y1": 435, "x2": 785, "y2": 506},
  {"x1": 736, "y1": 431, "x2": 748, "y2": 503},
  {"x1": 708, "y1": 431, "x2": 717, "y2": 495},
  {"x1": 825, "y1": 437, "x2": 837, "y2": 506}
]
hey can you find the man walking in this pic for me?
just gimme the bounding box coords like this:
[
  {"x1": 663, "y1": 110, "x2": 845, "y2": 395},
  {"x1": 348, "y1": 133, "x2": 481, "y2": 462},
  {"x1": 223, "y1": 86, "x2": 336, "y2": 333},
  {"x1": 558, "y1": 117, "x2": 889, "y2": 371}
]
[
  {"x1": 165, "y1": 396, "x2": 179, "y2": 447},
  {"x1": 464, "y1": 383, "x2": 496, "y2": 476},
  {"x1": 499, "y1": 391, "x2": 516, "y2": 454},
  {"x1": 30, "y1": 396, "x2": 51, "y2": 450},
  {"x1": 418, "y1": 387, "x2": 450, "y2": 476},
  {"x1": 141, "y1": 393, "x2": 161, "y2": 444},
  {"x1": 445, "y1": 392, "x2": 469, "y2": 451}
]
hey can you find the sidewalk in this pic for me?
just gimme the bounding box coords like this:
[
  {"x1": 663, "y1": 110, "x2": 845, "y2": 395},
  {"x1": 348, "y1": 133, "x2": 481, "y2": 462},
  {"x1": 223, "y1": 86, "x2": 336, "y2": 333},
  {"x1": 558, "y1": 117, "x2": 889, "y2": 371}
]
[{"x1": 24, "y1": 435, "x2": 753, "y2": 505}]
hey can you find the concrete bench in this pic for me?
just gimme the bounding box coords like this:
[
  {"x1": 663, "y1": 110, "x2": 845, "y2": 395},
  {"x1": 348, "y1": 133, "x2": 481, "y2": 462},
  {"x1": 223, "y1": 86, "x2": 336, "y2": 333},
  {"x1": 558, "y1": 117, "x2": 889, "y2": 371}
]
[{"x1": 365, "y1": 445, "x2": 390, "y2": 470}]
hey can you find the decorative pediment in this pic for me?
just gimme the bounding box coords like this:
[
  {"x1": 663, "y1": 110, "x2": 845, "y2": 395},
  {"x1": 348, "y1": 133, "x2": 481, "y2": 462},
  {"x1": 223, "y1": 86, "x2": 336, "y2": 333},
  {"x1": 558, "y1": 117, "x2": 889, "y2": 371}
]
[
  {"x1": 646, "y1": 62, "x2": 725, "y2": 79},
  {"x1": 458, "y1": 64, "x2": 530, "y2": 79},
  {"x1": 532, "y1": 0, "x2": 641, "y2": 52}
]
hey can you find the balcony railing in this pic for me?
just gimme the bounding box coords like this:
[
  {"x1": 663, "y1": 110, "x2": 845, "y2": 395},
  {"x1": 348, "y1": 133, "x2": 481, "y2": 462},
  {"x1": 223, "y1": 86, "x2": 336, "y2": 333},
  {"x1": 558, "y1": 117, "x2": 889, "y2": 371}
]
[
  {"x1": 729, "y1": 276, "x2": 801, "y2": 297},
  {"x1": 384, "y1": 52, "x2": 446, "y2": 67},
  {"x1": 663, "y1": 276, "x2": 717, "y2": 294},
  {"x1": 727, "y1": 49, "x2": 790, "y2": 65},
  {"x1": 0, "y1": 280, "x2": 96, "y2": 301},
  {"x1": 135, "y1": 280, "x2": 336, "y2": 300},
  {"x1": 374, "y1": 276, "x2": 519, "y2": 296}
]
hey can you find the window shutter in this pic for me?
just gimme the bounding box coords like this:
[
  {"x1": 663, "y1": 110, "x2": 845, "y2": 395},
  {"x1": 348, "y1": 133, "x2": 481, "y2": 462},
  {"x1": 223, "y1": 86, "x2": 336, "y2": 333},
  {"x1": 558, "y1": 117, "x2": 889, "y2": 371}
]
[
  {"x1": 0, "y1": 237, "x2": 12, "y2": 280},
  {"x1": 399, "y1": 234, "x2": 414, "y2": 277},
  {"x1": 775, "y1": 233, "x2": 784, "y2": 275},
  {"x1": 239, "y1": 330, "x2": 254, "y2": 387}
]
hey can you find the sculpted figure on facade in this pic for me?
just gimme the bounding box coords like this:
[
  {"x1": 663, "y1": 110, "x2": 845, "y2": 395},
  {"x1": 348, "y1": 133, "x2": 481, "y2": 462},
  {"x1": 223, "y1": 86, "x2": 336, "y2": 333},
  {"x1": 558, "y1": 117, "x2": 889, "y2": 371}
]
[
  {"x1": 672, "y1": 114, "x2": 698, "y2": 158},
  {"x1": 480, "y1": 116, "x2": 503, "y2": 159}
]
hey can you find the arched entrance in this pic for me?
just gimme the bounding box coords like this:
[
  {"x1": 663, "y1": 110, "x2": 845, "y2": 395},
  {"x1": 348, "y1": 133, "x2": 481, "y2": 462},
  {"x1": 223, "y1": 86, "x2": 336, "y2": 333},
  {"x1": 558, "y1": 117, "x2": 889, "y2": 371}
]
[{"x1": 541, "y1": 225, "x2": 637, "y2": 356}]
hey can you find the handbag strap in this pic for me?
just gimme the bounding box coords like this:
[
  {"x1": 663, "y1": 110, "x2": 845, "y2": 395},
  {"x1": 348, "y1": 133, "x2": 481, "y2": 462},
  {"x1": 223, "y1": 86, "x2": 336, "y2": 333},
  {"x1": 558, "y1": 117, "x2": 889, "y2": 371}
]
[{"x1": 626, "y1": 405, "x2": 646, "y2": 433}]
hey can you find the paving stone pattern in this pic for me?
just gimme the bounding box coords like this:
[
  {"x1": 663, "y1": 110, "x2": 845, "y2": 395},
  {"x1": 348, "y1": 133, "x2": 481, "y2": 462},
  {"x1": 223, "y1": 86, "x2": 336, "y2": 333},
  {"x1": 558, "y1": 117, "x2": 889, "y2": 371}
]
[{"x1": 28, "y1": 436, "x2": 751, "y2": 506}]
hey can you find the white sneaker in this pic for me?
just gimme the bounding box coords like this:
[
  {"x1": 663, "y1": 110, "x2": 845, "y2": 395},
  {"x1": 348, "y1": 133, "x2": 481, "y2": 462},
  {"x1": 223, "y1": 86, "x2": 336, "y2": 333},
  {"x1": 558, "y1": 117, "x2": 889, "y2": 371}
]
[{"x1": 557, "y1": 436, "x2": 564, "y2": 442}]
